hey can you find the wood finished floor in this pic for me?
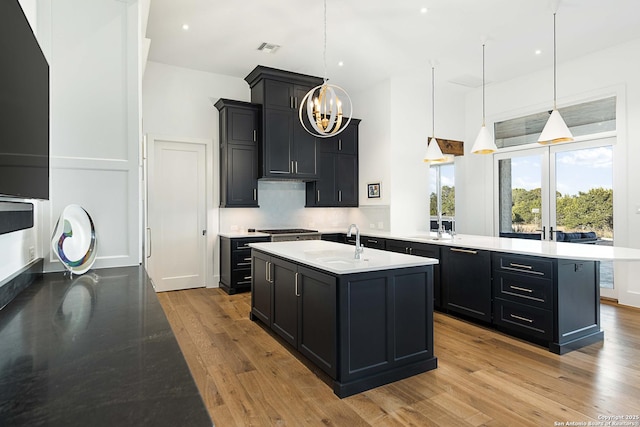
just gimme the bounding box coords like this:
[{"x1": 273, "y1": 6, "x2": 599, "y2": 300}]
[{"x1": 158, "y1": 289, "x2": 640, "y2": 426}]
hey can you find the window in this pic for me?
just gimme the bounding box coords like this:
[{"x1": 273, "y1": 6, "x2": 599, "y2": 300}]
[{"x1": 429, "y1": 163, "x2": 455, "y2": 231}]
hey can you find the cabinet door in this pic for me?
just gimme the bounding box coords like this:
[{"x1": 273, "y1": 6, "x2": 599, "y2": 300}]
[
  {"x1": 251, "y1": 251, "x2": 272, "y2": 325},
  {"x1": 292, "y1": 84, "x2": 318, "y2": 178},
  {"x1": 264, "y1": 109, "x2": 293, "y2": 176},
  {"x1": 271, "y1": 257, "x2": 299, "y2": 347},
  {"x1": 336, "y1": 123, "x2": 357, "y2": 155},
  {"x1": 314, "y1": 152, "x2": 336, "y2": 206},
  {"x1": 227, "y1": 145, "x2": 257, "y2": 206},
  {"x1": 442, "y1": 247, "x2": 492, "y2": 322},
  {"x1": 264, "y1": 79, "x2": 293, "y2": 110},
  {"x1": 336, "y1": 154, "x2": 357, "y2": 206},
  {"x1": 228, "y1": 108, "x2": 258, "y2": 146},
  {"x1": 298, "y1": 266, "x2": 337, "y2": 378}
]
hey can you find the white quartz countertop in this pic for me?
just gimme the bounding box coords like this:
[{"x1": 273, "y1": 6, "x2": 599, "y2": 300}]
[
  {"x1": 249, "y1": 240, "x2": 438, "y2": 275},
  {"x1": 219, "y1": 231, "x2": 271, "y2": 238},
  {"x1": 323, "y1": 230, "x2": 640, "y2": 262}
]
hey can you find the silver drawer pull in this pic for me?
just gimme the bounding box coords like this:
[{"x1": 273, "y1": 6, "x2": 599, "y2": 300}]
[
  {"x1": 237, "y1": 262, "x2": 251, "y2": 267},
  {"x1": 244, "y1": 257, "x2": 251, "y2": 261},
  {"x1": 451, "y1": 248, "x2": 478, "y2": 254},
  {"x1": 510, "y1": 314, "x2": 534, "y2": 323},
  {"x1": 368, "y1": 239, "x2": 378, "y2": 244},
  {"x1": 244, "y1": 275, "x2": 252, "y2": 280},
  {"x1": 238, "y1": 245, "x2": 251, "y2": 250},
  {"x1": 510, "y1": 285, "x2": 533, "y2": 293},
  {"x1": 510, "y1": 263, "x2": 533, "y2": 270}
]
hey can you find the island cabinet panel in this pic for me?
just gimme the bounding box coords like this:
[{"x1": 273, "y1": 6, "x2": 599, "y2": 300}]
[
  {"x1": 441, "y1": 247, "x2": 492, "y2": 322},
  {"x1": 386, "y1": 239, "x2": 442, "y2": 309},
  {"x1": 336, "y1": 267, "x2": 436, "y2": 397}
]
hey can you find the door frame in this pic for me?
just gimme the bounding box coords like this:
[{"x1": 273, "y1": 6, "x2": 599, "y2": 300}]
[
  {"x1": 493, "y1": 136, "x2": 619, "y2": 299},
  {"x1": 143, "y1": 134, "x2": 217, "y2": 289}
]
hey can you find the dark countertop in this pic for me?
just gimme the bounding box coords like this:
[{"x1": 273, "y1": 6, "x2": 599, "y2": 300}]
[{"x1": 0, "y1": 266, "x2": 212, "y2": 427}]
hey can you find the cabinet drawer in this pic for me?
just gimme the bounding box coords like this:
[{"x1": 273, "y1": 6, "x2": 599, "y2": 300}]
[
  {"x1": 232, "y1": 269, "x2": 253, "y2": 286},
  {"x1": 232, "y1": 237, "x2": 269, "y2": 251},
  {"x1": 233, "y1": 252, "x2": 253, "y2": 269},
  {"x1": 362, "y1": 236, "x2": 385, "y2": 249},
  {"x1": 494, "y1": 253, "x2": 553, "y2": 278},
  {"x1": 493, "y1": 271, "x2": 553, "y2": 309},
  {"x1": 493, "y1": 298, "x2": 553, "y2": 341}
]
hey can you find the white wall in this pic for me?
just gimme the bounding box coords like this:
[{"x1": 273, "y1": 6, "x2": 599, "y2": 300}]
[
  {"x1": 460, "y1": 37, "x2": 640, "y2": 307},
  {"x1": 19, "y1": 0, "x2": 142, "y2": 274},
  {"x1": 3, "y1": 0, "x2": 140, "y2": 282}
]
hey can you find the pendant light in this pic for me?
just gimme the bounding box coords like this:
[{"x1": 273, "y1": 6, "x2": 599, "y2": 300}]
[
  {"x1": 538, "y1": 12, "x2": 573, "y2": 145},
  {"x1": 299, "y1": 0, "x2": 352, "y2": 138},
  {"x1": 471, "y1": 43, "x2": 498, "y2": 154},
  {"x1": 423, "y1": 66, "x2": 447, "y2": 164}
]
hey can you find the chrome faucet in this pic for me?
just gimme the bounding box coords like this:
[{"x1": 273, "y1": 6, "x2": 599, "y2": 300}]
[{"x1": 346, "y1": 224, "x2": 364, "y2": 260}]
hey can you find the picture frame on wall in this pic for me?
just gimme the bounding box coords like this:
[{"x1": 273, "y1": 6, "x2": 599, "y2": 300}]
[{"x1": 367, "y1": 183, "x2": 380, "y2": 198}]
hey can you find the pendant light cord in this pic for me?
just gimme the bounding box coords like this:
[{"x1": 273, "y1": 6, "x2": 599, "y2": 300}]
[
  {"x1": 482, "y1": 44, "x2": 486, "y2": 126},
  {"x1": 553, "y1": 12, "x2": 557, "y2": 110},
  {"x1": 431, "y1": 66, "x2": 435, "y2": 138}
]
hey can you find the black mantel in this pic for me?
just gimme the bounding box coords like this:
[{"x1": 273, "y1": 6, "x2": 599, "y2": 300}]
[{"x1": 0, "y1": 266, "x2": 212, "y2": 427}]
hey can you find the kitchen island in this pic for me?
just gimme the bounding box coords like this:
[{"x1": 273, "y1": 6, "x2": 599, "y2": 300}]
[{"x1": 249, "y1": 240, "x2": 438, "y2": 398}]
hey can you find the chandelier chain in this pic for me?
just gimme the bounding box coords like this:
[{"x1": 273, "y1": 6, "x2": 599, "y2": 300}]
[{"x1": 323, "y1": 0, "x2": 328, "y2": 83}]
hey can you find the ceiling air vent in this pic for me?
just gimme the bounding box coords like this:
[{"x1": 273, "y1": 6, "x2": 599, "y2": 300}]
[{"x1": 257, "y1": 42, "x2": 281, "y2": 54}]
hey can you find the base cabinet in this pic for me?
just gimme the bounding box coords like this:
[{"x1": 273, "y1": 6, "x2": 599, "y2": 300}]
[
  {"x1": 492, "y1": 253, "x2": 602, "y2": 354},
  {"x1": 441, "y1": 247, "x2": 492, "y2": 322},
  {"x1": 250, "y1": 249, "x2": 437, "y2": 397},
  {"x1": 220, "y1": 236, "x2": 270, "y2": 294}
]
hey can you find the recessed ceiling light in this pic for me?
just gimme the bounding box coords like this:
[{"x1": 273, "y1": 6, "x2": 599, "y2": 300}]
[
  {"x1": 420, "y1": 7, "x2": 428, "y2": 14},
  {"x1": 338, "y1": 61, "x2": 344, "y2": 67},
  {"x1": 182, "y1": 24, "x2": 189, "y2": 31},
  {"x1": 535, "y1": 49, "x2": 542, "y2": 55}
]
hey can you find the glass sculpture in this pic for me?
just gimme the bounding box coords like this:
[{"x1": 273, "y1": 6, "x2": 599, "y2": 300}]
[{"x1": 51, "y1": 204, "x2": 97, "y2": 275}]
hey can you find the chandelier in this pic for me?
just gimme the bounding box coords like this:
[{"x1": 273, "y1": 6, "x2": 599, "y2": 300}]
[{"x1": 299, "y1": 0, "x2": 352, "y2": 138}]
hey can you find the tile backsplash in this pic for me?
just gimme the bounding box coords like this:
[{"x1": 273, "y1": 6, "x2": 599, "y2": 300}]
[{"x1": 218, "y1": 181, "x2": 389, "y2": 233}]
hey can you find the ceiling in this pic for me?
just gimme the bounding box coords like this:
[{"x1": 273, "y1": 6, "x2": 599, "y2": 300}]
[{"x1": 146, "y1": 0, "x2": 640, "y2": 94}]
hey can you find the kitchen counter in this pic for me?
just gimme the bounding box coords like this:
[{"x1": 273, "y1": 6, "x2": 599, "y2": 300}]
[
  {"x1": 322, "y1": 230, "x2": 640, "y2": 262},
  {"x1": 249, "y1": 240, "x2": 438, "y2": 275},
  {"x1": 0, "y1": 266, "x2": 212, "y2": 427}
]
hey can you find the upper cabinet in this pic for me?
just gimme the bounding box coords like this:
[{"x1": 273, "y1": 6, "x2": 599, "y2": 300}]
[
  {"x1": 245, "y1": 66, "x2": 323, "y2": 180},
  {"x1": 306, "y1": 119, "x2": 360, "y2": 207},
  {"x1": 215, "y1": 99, "x2": 260, "y2": 208}
]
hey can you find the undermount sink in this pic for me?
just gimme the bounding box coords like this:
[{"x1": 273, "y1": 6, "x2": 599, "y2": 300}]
[{"x1": 304, "y1": 250, "x2": 368, "y2": 267}]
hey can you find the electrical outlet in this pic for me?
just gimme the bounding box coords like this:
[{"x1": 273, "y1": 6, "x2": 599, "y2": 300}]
[
  {"x1": 28, "y1": 246, "x2": 35, "y2": 261},
  {"x1": 369, "y1": 223, "x2": 376, "y2": 229},
  {"x1": 377, "y1": 221, "x2": 384, "y2": 229}
]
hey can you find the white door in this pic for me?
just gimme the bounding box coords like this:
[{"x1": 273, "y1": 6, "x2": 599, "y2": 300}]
[{"x1": 146, "y1": 138, "x2": 206, "y2": 292}]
